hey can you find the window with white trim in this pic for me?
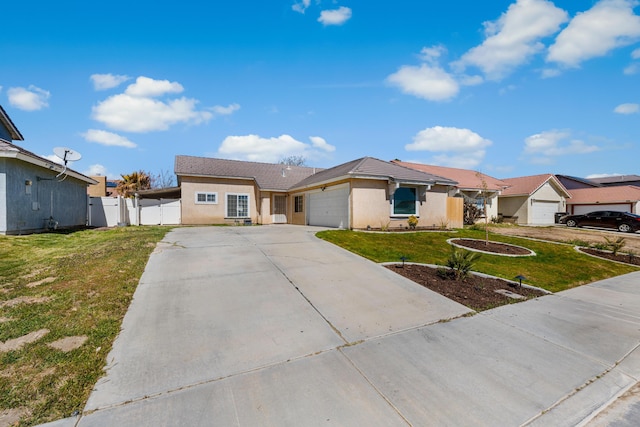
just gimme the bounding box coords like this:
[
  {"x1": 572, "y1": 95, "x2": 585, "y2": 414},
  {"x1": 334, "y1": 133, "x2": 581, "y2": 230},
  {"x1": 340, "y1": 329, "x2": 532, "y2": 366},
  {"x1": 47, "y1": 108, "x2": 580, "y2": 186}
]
[
  {"x1": 294, "y1": 195, "x2": 304, "y2": 213},
  {"x1": 392, "y1": 187, "x2": 418, "y2": 216},
  {"x1": 195, "y1": 192, "x2": 217, "y2": 204},
  {"x1": 226, "y1": 193, "x2": 250, "y2": 218}
]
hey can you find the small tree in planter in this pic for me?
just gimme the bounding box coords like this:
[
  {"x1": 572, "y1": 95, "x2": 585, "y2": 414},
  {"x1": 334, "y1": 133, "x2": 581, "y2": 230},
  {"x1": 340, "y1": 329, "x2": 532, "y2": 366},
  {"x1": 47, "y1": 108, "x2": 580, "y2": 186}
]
[
  {"x1": 604, "y1": 236, "x2": 626, "y2": 256},
  {"x1": 440, "y1": 246, "x2": 482, "y2": 281},
  {"x1": 407, "y1": 215, "x2": 418, "y2": 230}
]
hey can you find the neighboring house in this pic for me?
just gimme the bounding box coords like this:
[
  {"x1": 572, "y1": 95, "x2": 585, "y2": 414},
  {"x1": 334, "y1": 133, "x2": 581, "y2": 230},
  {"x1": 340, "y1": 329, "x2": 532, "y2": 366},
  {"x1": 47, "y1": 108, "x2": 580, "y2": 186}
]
[
  {"x1": 175, "y1": 156, "x2": 463, "y2": 229},
  {"x1": 498, "y1": 174, "x2": 571, "y2": 225},
  {"x1": 0, "y1": 106, "x2": 97, "y2": 235},
  {"x1": 175, "y1": 156, "x2": 322, "y2": 226},
  {"x1": 555, "y1": 175, "x2": 601, "y2": 190},
  {"x1": 565, "y1": 186, "x2": 640, "y2": 215},
  {"x1": 589, "y1": 175, "x2": 640, "y2": 188},
  {"x1": 392, "y1": 161, "x2": 510, "y2": 221}
]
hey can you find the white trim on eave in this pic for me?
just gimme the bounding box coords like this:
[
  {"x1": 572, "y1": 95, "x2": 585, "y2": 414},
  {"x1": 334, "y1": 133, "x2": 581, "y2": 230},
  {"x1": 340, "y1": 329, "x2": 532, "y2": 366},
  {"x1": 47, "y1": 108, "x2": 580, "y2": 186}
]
[{"x1": 0, "y1": 150, "x2": 97, "y2": 184}]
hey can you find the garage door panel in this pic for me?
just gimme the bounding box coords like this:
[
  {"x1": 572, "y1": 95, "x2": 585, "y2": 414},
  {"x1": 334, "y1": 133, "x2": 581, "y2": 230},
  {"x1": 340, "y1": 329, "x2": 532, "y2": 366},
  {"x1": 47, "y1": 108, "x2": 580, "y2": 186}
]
[
  {"x1": 531, "y1": 201, "x2": 559, "y2": 225},
  {"x1": 309, "y1": 188, "x2": 349, "y2": 228},
  {"x1": 572, "y1": 204, "x2": 631, "y2": 215}
]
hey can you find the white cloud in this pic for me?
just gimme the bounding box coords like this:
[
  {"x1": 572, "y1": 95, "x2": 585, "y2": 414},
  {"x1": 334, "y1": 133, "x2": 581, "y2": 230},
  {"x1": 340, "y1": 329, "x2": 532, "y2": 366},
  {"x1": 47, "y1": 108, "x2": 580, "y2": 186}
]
[
  {"x1": 43, "y1": 154, "x2": 65, "y2": 165},
  {"x1": 91, "y1": 76, "x2": 214, "y2": 132},
  {"x1": 309, "y1": 136, "x2": 335, "y2": 152},
  {"x1": 541, "y1": 68, "x2": 562, "y2": 78},
  {"x1": 633, "y1": 47, "x2": 640, "y2": 58},
  {"x1": 84, "y1": 164, "x2": 110, "y2": 177},
  {"x1": 454, "y1": 0, "x2": 568, "y2": 80},
  {"x1": 547, "y1": 0, "x2": 640, "y2": 67},
  {"x1": 81, "y1": 129, "x2": 137, "y2": 148},
  {"x1": 125, "y1": 76, "x2": 184, "y2": 98},
  {"x1": 318, "y1": 6, "x2": 352, "y2": 26},
  {"x1": 405, "y1": 126, "x2": 492, "y2": 168},
  {"x1": 8, "y1": 86, "x2": 50, "y2": 111},
  {"x1": 211, "y1": 103, "x2": 241, "y2": 116},
  {"x1": 586, "y1": 172, "x2": 624, "y2": 178},
  {"x1": 292, "y1": 0, "x2": 311, "y2": 14},
  {"x1": 419, "y1": 45, "x2": 447, "y2": 64},
  {"x1": 217, "y1": 134, "x2": 335, "y2": 163},
  {"x1": 624, "y1": 63, "x2": 639, "y2": 74},
  {"x1": 614, "y1": 102, "x2": 640, "y2": 113},
  {"x1": 90, "y1": 74, "x2": 130, "y2": 90},
  {"x1": 386, "y1": 64, "x2": 459, "y2": 101},
  {"x1": 523, "y1": 130, "x2": 600, "y2": 164}
]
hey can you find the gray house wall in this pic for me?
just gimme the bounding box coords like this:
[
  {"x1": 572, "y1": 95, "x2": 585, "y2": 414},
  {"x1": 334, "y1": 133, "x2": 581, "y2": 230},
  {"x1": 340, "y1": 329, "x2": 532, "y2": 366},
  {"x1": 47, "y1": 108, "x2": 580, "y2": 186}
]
[{"x1": 0, "y1": 158, "x2": 88, "y2": 234}]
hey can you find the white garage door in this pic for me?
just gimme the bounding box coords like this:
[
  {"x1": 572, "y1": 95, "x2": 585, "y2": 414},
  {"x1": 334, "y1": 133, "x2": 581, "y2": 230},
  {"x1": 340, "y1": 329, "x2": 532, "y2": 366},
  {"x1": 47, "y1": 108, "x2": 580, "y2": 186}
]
[
  {"x1": 308, "y1": 186, "x2": 349, "y2": 228},
  {"x1": 531, "y1": 201, "x2": 560, "y2": 224},
  {"x1": 572, "y1": 204, "x2": 631, "y2": 215}
]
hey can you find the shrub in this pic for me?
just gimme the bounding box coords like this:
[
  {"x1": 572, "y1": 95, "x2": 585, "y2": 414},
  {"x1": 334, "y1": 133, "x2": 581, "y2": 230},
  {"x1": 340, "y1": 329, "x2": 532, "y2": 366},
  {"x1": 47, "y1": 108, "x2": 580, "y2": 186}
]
[
  {"x1": 446, "y1": 246, "x2": 482, "y2": 281},
  {"x1": 604, "y1": 236, "x2": 626, "y2": 256},
  {"x1": 407, "y1": 215, "x2": 418, "y2": 230},
  {"x1": 437, "y1": 217, "x2": 449, "y2": 230},
  {"x1": 463, "y1": 200, "x2": 482, "y2": 225}
]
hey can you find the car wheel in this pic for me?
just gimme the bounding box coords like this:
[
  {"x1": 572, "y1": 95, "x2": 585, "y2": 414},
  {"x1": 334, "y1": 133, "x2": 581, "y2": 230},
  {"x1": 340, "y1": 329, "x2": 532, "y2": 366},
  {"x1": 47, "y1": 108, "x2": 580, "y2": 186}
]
[
  {"x1": 618, "y1": 223, "x2": 632, "y2": 233},
  {"x1": 566, "y1": 219, "x2": 577, "y2": 227}
]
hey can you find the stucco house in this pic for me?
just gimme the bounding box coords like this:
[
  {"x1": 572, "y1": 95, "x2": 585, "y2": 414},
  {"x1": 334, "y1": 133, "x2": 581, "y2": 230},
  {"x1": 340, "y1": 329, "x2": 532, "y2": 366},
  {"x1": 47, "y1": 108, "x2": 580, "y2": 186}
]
[
  {"x1": 0, "y1": 106, "x2": 96, "y2": 235},
  {"x1": 498, "y1": 174, "x2": 570, "y2": 225},
  {"x1": 565, "y1": 186, "x2": 640, "y2": 215},
  {"x1": 392, "y1": 161, "x2": 510, "y2": 221},
  {"x1": 175, "y1": 155, "x2": 463, "y2": 229}
]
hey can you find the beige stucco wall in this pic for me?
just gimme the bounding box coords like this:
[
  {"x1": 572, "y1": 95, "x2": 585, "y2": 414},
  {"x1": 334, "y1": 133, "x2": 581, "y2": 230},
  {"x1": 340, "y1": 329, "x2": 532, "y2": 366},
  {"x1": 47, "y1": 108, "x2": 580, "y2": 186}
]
[
  {"x1": 350, "y1": 180, "x2": 458, "y2": 230},
  {"x1": 533, "y1": 182, "x2": 565, "y2": 203},
  {"x1": 180, "y1": 177, "x2": 259, "y2": 225},
  {"x1": 498, "y1": 196, "x2": 528, "y2": 223}
]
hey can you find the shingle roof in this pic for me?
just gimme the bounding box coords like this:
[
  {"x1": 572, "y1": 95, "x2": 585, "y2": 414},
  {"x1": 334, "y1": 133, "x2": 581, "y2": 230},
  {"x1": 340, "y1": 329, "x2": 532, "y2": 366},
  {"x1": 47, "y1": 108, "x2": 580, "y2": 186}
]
[
  {"x1": 175, "y1": 156, "x2": 458, "y2": 192},
  {"x1": 291, "y1": 157, "x2": 458, "y2": 189},
  {"x1": 0, "y1": 140, "x2": 96, "y2": 184},
  {"x1": 500, "y1": 174, "x2": 570, "y2": 197},
  {"x1": 555, "y1": 175, "x2": 601, "y2": 189},
  {"x1": 393, "y1": 161, "x2": 508, "y2": 191},
  {"x1": 174, "y1": 156, "x2": 322, "y2": 191},
  {"x1": 567, "y1": 186, "x2": 640, "y2": 204}
]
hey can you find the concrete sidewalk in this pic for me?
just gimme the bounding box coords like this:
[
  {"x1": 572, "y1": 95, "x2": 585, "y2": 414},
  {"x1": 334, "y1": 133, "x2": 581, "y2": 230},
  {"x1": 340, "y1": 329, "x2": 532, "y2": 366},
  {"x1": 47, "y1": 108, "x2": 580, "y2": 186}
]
[{"x1": 57, "y1": 226, "x2": 640, "y2": 426}]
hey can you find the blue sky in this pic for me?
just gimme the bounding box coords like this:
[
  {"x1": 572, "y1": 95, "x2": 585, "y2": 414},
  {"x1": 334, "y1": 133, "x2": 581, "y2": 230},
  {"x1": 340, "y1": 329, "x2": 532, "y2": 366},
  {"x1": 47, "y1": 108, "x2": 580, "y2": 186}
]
[{"x1": 2, "y1": 0, "x2": 639, "y2": 182}]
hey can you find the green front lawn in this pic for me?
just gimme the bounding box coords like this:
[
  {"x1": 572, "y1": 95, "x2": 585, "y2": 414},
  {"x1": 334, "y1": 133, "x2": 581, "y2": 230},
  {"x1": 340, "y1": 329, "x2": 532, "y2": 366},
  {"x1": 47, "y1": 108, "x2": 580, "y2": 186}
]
[
  {"x1": 0, "y1": 226, "x2": 170, "y2": 426},
  {"x1": 317, "y1": 229, "x2": 639, "y2": 293}
]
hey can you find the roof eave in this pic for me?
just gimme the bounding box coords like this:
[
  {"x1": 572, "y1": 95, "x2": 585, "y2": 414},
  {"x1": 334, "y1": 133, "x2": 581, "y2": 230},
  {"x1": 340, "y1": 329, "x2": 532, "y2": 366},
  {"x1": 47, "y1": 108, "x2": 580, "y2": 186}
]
[{"x1": 15, "y1": 152, "x2": 97, "y2": 184}]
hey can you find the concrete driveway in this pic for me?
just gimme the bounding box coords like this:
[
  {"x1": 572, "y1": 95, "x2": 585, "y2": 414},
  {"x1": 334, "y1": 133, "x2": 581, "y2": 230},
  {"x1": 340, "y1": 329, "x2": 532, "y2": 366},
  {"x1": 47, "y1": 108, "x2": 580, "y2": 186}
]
[{"x1": 64, "y1": 225, "x2": 640, "y2": 426}]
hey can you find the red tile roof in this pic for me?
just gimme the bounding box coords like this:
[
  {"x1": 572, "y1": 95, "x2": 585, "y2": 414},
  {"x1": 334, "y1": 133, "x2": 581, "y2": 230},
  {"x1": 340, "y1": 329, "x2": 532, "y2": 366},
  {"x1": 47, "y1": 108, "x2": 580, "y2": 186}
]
[
  {"x1": 500, "y1": 174, "x2": 570, "y2": 197},
  {"x1": 392, "y1": 161, "x2": 509, "y2": 191},
  {"x1": 568, "y1": 186, "x2": 640, "y2": 204}
]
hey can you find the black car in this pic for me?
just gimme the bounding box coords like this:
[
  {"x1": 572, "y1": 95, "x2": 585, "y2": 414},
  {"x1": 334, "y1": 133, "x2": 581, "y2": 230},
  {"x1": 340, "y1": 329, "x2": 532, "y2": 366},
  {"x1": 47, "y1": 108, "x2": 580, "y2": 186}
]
[{"x1": 559, "y1": 211, "x2": 640, "y2": 233}]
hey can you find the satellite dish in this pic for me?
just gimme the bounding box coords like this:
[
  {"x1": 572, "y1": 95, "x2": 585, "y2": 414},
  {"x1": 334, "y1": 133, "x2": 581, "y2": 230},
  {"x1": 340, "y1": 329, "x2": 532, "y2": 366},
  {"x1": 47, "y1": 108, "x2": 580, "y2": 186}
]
[{"x1": 53, "y1": 147, "x2": 82, "y2": 165}]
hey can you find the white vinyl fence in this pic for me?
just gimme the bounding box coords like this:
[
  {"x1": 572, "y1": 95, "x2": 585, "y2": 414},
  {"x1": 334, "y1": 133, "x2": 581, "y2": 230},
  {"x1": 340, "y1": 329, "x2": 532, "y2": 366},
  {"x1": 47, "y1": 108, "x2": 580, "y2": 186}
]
[{"x1": 88, "y1": 196, "x2": 180, "y2": 227}]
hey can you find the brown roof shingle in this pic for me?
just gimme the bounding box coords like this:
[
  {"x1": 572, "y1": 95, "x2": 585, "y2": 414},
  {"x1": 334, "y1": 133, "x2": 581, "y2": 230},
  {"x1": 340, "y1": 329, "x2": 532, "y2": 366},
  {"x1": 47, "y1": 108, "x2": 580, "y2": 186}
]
[
  {"x1": 568, "y1": 186, "x2": 640, "y2": 204},
  {"x1": 175, "y1": 156, "x2": 322, "y2": 191},
  {"x1": 291, "y1": 157, "x2": 458, "y2": 189},
  {"x1": 393, "y1": 161, "x2": 509, "y2": 191},
  {"x1": 500, "y1": 174, "x2": 570, "y2": 197}
]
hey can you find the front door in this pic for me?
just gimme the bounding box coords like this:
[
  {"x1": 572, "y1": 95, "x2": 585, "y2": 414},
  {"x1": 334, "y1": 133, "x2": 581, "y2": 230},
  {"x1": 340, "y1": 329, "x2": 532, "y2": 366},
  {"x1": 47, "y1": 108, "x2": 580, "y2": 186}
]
[{"x1": 272, "y1": 195, "x2": 287, "y2": 223}]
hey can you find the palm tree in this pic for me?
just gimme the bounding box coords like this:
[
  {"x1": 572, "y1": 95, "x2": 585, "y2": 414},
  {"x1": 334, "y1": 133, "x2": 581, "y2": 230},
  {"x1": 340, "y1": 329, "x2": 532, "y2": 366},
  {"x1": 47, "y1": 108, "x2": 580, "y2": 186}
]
[{"x1": 116, "y1": 170, "x2": 151, "y2": 198}]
